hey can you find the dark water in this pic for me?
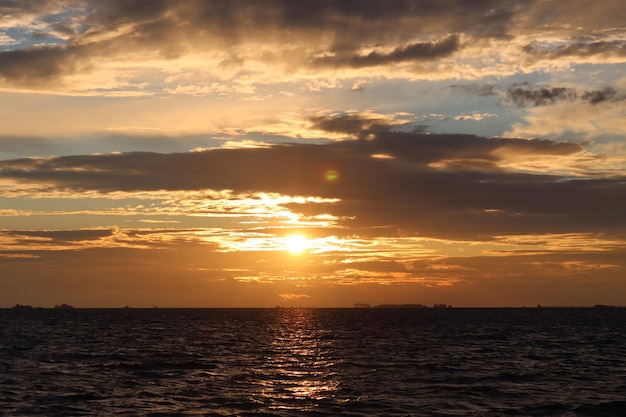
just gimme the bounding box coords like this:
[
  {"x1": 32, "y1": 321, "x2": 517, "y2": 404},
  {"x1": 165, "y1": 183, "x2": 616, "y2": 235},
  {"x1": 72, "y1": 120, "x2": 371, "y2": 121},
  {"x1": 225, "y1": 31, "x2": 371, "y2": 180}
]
[{"x1": 1, "y1": 308, "x2": 625, "y2": 416}]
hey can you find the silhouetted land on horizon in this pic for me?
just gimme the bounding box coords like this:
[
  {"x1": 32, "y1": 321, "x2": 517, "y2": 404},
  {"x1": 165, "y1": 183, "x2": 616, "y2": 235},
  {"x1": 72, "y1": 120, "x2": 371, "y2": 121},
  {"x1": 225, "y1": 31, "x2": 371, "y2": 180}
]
[{"x1": 4, "y1": 304, "x2": 625, "y2": 310}]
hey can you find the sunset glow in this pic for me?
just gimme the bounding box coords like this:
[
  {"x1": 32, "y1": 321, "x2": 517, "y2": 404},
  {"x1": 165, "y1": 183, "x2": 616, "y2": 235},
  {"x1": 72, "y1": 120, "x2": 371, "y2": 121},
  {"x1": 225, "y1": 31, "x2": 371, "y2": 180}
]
[
  {"x1": 285, "y1": 235, "x2": 310, "y2": 255},
  {"x1": 1, "y1": 1, "x2": 625, "y2": 308}
]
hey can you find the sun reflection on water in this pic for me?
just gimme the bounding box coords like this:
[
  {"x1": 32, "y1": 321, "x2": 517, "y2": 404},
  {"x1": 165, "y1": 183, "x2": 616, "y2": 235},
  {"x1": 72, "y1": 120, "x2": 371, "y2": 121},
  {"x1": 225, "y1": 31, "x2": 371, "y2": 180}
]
[{"x1": 259, "y1": 308, "x2": 340, "y2": 410}]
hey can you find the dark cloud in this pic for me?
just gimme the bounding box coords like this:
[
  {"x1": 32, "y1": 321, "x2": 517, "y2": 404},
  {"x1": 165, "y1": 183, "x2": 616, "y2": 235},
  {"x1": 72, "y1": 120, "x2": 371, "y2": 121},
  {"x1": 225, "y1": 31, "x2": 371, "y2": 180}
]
[
  {"x1": 580, "y1": 87, "x2": 626, "y2": 104},
  {"x1": 523, "y1": 40, "x2": 626, "y2": 60},
  {"x1": 89, "y1": 0, "x2": 522, "y2": 39},
  {"x1": 0, "y1": 44, "x2": 87, "y2": 85},
  {"x1": 449, "y1": 84, "x2": 499, "y2": 97},
  {"x1": 309, "y1": 114, "x2": 408, "y2": 137},
  {"x1": 48, "y1": 22, "x2": 77, "y2": 37},
  {"x1": 313, "y1": 35, "x2": 460, "y2": 68},
  {"x1": 503, "y1": 84, "x2": 626, "y2": 107},
  {"x1": 0, "y1": 0, "x2": 533, "y2": 86},
  {"x1": 2, "y1": 229, "x2": 114, "y2": 243},
  {"x1": 452, "y1": 82, "x2": 626, "y2": 107},
  {"x1": 2, "y1": 0, "x2": 623, "y2": 88},
  {"x1": 506, "y1": 85, "x2": 577, "y2": 107},
  {"x1": 2, "y1": 118, "x2": 623, "y2": 240},
  {"x1": 553, "y1": 40, "x2": 626, "y2": 58}
]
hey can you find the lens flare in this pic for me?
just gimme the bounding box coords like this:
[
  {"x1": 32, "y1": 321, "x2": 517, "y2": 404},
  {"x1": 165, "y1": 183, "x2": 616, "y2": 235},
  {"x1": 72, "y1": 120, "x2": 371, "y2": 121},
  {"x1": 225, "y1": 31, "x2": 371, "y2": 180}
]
[{"x1": 325, "y1": 170, "x2": 339, "y2": 182}]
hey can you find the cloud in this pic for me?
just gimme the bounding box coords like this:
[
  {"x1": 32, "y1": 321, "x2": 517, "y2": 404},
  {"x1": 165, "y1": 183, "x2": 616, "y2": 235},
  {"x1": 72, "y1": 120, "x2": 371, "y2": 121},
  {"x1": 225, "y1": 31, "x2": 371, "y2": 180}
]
[
  {"x1": 0, "y1": 227, "x2": 133, "y2": 252},
  {"x1": 308, "y1": 112, "x2": 415, "y2": 137},
  {"x1": 278, "y1": 293, "x2": 310, "y2": 301},
  {"x1": 505, "y1": 84, "x2": 626, "y2": 107},
  {"x1": 0, "y1": 0, "x2": 78, "y2": 26},
  {"x1": 506, "y1": 85, "x2": 578, "y2": 107},
  {"x1": 523, "y1": 40, "x2": 626, "y2": 61},
  {"x1": 85, "y1": 0, "x2": 522, "y2": 43},
  {"x1": 0, "y1": 44, "x2": 88, "y2": 85},
  {"x1": 453, "y1": 112, "x2": 496, "y2": 121},
  {"x1": 451, "y1": 82, "x2": 626, "y2": 109},
  {"x1": 312, "y1": 35, "x2": 461, "y2": 69},
  {"x1": 6, "y1": 229, "x2": 114, "y2": 242},
  {"x1": 506, "y1": 92, "x2": 626, "y2": 141},
  {"x1": 4, "y1": 0, "x2": 622, "y2": 91},
  {"x1": 0, "y1": 31, "x2": 16, "y2": 46},
  {"x1": 2, "y1": 116, "x2": 623, "y2": 240},
  {"x1": 580, "y1": 87, "x2": 624, "y2": 104},
  {"x1": 449, "y1": 84, "x2": 499, "y2": 97}
]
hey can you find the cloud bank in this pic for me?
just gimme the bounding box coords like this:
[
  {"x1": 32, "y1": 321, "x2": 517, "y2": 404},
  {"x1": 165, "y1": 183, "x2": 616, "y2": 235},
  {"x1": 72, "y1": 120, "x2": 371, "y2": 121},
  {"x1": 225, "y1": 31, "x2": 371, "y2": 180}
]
[
  {"x1": 0, "y1": 0, "x2": 624, "y2": 92},
  {"x1": 2, "y1": 117, "x2": 623, "y2": 241}
]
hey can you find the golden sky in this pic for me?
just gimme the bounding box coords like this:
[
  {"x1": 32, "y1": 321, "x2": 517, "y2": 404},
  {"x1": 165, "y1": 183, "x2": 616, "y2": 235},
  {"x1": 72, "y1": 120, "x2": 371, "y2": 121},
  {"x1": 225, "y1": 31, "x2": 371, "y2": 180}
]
[{"x1": 1, "y1": 0, "x2": 625, "y2": 307}]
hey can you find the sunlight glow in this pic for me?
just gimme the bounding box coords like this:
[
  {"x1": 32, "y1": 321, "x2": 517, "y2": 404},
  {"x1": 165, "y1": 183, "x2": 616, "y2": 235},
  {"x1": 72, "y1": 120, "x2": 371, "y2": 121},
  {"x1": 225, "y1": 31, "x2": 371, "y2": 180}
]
[{"x1": 285, "y1": 234, "x2": 309, "y2": 254}]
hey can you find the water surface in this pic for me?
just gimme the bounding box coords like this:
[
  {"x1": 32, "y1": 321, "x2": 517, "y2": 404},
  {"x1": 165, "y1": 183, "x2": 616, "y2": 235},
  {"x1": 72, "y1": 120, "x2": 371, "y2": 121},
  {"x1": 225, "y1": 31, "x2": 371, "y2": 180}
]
[{"x1": 1, "y1": 307, "x2": 625, "y2": 416}]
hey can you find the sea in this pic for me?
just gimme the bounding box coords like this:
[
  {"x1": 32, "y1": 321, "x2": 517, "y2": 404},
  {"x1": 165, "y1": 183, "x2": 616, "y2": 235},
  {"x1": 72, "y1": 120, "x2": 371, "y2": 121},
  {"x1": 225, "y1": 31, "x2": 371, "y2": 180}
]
[{"x1": 1, "y1": 307, "x2": 625, "y2": 416}]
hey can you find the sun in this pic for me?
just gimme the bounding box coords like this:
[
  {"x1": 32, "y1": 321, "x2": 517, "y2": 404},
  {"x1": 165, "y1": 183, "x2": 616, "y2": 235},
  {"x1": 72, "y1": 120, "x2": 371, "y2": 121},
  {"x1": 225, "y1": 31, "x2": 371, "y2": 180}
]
[{"x1": 285, "y1": 234, "x2": 309, "y2": 254}]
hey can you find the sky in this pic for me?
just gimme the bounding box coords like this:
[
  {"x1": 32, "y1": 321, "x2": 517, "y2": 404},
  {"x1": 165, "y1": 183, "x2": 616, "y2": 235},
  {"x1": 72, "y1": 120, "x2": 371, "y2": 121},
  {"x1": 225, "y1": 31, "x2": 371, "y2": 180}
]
[{"x1": 1, "y1": 0, "x2": 625, "y2": 308}]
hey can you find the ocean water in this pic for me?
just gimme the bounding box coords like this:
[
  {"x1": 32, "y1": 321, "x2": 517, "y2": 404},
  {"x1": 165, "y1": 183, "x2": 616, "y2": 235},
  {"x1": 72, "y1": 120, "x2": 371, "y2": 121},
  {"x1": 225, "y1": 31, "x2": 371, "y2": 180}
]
[{"x1": 1, "y1": 307, "x2": 625, "y2": 416}]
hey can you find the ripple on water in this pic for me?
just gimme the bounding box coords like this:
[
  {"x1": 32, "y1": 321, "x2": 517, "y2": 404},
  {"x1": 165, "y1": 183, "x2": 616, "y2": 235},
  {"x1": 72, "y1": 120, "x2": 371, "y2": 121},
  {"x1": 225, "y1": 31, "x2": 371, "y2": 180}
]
[{"x1": 1, "y1": 307, "x2": 626, "y2": 416}]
